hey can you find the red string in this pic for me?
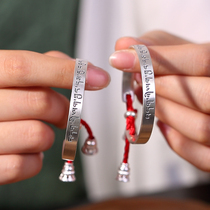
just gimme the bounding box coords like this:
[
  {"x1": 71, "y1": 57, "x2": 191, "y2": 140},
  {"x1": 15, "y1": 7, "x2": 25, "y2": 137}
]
[
  {"x1": 80, "y1": 119, "x2": 95, "y2": 139},
  {"x1": 66, "y1": 119, "x2": 94, "y2": 163},
  {"x1": 122, "y1": 94, "x2": 137, "y2": 163},
  {"x1": 123, "y1": 137, "x2": 130, "y2": 163}
]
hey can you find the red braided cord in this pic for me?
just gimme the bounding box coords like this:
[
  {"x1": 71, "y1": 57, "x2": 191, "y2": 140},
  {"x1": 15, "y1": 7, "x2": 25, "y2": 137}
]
[
  {"x1": 66, "y1": 119, "x2": 94, "y2": 163},
  {"x1": 80, "y1": 119, "x2": 95, "y2": 139},
  {"x1": 122, "y1": 94, "x2": 136, "y2": 163},
  {"x1": 123, "y1": 137, "x2": 130, "y2": 163}
]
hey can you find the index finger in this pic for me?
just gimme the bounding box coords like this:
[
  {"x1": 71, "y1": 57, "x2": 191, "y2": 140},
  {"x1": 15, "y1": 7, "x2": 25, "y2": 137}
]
[
  {"x1": 0, "y1": 50, "x2": 110, "y2": 89},
  {"x1": 110, "y1": 43, "x2": 210, "y2": 76}
]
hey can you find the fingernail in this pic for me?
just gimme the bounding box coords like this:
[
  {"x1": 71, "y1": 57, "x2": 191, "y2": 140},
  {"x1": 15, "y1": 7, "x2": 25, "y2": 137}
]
[
  {"x1": 86, "y1": 65, "x2": 110, "y2": 90},
  {"x1": 109, "y1": 50, "x2": 136, "y2": 70}
]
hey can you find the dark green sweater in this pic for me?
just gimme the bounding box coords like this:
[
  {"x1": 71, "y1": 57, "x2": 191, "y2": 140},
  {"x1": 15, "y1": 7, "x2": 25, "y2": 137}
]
[{"x1": 0, "y1": 1, "x2": 87, "y2": 209}]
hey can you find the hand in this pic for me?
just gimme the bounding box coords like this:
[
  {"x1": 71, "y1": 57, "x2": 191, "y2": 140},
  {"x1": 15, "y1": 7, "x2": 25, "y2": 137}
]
[
  {"x1": 109, "y1": 30, "x2": 210, "y2": 172},
  {"x1": 0, "y1": 50, "x2": 110, "y2": 185}
]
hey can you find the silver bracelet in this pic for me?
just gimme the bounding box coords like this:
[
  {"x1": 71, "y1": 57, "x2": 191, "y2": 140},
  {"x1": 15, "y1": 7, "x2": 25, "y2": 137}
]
[
  {"x1": 62, "y1": 59, "x2": 87, "y2": 160},
  {"x1": 122, "y1": 45, "x2": 156, "y2": 144}
]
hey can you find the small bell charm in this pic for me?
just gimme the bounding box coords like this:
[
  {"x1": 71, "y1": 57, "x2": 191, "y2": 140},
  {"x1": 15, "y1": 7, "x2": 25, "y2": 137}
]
[
  {"x1": 81, "y1": 137, "x2": 98, "y2": 155},
  {"x1": 116, "y1": 162, "x2": 130, "y2": 182},
  {"x1": 59, "y1": 161, "x2": 76, "y2": 182}
]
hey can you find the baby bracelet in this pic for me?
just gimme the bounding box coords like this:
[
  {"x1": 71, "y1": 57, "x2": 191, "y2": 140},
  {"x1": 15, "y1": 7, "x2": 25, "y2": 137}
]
[{"x1": 117, "y1": 45, "x2": 156, "y2": 182}]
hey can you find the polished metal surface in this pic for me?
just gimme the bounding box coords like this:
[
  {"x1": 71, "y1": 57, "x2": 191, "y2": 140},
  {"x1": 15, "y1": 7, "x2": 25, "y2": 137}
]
[
  {"x1": 81, "y1": 137, "x2": 98, "y2": 155},
  {"x1": 59, "y1": 161, "x2": 76, "y2": 182},
  {"x1": 122, "y1": 72, "x2": 134, "y2": 102},
  {"x1": 124, "y1": 110, "x2": 137, "y2": 118},
  {"x1": 62, "y1": 59, "x2": 87, "y2": 160},
  {"x1": 116, "y1": 162, "x2": 130, "y2": 183},
  {"x1": 123, "y1": 45, "x2": 156, "y2": 144}
]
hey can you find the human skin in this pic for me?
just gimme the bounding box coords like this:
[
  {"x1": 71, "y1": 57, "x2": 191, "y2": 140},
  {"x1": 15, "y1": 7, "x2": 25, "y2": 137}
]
[
  {"x1": 109, "y1": 30, "x2": 210, "y2": 172},
  {"x1": 0, "y1": 50, "x2": 110, "y2": 185}
]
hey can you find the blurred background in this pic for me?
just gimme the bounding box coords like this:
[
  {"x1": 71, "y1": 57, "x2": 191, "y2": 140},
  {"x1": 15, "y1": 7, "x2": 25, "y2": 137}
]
[{"x1": 78, "y1": 0, "x2": 210, "y2": 202}]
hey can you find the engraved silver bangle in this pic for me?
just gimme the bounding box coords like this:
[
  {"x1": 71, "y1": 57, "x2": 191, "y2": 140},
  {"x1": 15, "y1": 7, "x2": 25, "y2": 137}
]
[
  {"x1": 62, "y1": 59, "x2": 87, "y2": 160},
  {"x1": 122, "y1": 45, "x2": 156, "y2": 144}
]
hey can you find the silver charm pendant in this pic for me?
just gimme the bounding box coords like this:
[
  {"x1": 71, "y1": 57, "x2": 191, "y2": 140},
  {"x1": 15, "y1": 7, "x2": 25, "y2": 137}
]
[
  {"x1": 81, "y1": 137, "x2": 98, "y2": 155},
  {"x1": 59, "y1": 161, "x2": 76, "y2": 182},
  {"x1": 116, "y1": 162, "x2": 130, "y2": 183}
]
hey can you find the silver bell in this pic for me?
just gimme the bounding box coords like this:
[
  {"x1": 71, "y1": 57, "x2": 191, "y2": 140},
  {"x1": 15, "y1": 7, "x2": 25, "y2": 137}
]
[
  {"x1": 116, "y1": 162, "x2": 130, "y2": 182},
  {"x1": 81, "y1": 137, "x2": 98, "y2": 155},
  {"x1": 59, "y1": 161, "x2": 76, "y2": 182}
]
